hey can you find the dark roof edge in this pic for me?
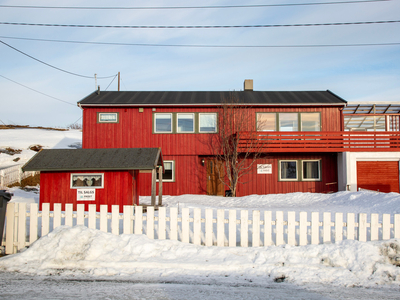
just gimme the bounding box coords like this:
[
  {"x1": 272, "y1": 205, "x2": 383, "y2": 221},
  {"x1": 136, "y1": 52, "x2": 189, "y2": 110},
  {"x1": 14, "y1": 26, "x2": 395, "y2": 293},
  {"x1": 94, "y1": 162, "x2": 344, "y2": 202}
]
[
  {"x1": 78, "y1": 103, "x2": 346, "y2": 107},
  {"x1": 326, "y1": 90, "x2": 348, "y2": 104},
  {"x1": 23, "y1": 167, "x2": 157, "y2": 172}
]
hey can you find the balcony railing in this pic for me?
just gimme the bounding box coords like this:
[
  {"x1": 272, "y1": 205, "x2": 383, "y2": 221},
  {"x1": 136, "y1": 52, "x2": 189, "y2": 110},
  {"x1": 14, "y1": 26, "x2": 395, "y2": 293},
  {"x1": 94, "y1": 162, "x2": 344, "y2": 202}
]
[{"x1": 236, "y1": 131, "x2": 400, "y2": 152}]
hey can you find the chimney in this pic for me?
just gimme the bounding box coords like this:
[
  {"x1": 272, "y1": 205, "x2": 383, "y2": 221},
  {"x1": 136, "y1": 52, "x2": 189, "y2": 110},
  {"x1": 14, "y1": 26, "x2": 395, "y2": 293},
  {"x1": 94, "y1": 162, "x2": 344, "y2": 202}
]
[
  {"x1": 244, "y1": 79, "x2": 253, "y2": 91},
  {"x1": 96, "y1": 85, "x2": 100, "y2": 95}
]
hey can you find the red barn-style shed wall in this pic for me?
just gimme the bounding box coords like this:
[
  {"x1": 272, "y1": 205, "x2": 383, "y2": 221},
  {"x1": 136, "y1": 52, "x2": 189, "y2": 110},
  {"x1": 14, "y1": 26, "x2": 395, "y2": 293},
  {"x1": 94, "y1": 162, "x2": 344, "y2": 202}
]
[{"x1": 39, "y1": 170, "x2": 139, "y2": 212}]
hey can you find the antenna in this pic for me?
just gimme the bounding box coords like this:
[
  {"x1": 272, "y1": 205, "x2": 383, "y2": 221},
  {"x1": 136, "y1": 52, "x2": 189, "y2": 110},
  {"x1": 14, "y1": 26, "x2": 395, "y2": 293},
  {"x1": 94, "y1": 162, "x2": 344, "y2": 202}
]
[{"x1": 94, "y1": 74, "x2": 97, "y2": 90}]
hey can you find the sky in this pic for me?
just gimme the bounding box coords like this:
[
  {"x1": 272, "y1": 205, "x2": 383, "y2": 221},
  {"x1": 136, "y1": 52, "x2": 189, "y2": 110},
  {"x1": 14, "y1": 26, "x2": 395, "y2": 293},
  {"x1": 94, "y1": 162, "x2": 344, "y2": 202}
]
[{"x1": 0, "y1": 0, "x2": 399, "y2": 127}]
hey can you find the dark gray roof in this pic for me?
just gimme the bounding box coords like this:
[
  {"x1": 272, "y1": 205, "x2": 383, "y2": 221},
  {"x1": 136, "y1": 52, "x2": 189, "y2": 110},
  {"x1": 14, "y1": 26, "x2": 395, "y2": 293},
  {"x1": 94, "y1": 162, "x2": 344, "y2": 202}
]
[
  {"x1": 22, "y1": 148, "x2": 163, "y2": 172},
  {"x1": 78, "y1": 90, "x2": 346, "y2": 106}
]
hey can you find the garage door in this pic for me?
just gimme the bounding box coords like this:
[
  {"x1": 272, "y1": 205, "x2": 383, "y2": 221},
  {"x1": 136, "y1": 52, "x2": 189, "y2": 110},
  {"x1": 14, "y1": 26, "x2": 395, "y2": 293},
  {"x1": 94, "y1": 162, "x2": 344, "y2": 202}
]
[{"x1": 357, "y1": 161, "x2": 399, "y2": 193}]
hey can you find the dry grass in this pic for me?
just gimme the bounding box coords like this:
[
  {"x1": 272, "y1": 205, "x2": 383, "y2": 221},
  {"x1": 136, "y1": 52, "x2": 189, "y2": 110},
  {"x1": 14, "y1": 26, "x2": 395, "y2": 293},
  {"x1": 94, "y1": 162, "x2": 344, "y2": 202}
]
[{"x1": 0, "y1": 125, "x2": 68, "y2": 131}]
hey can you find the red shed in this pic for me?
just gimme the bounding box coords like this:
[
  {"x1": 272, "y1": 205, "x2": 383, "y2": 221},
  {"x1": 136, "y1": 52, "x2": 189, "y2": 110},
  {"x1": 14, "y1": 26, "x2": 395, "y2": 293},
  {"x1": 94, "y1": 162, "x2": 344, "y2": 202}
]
[{"x1": 22, "y1": 148, "x2": 163, "y2": 212}]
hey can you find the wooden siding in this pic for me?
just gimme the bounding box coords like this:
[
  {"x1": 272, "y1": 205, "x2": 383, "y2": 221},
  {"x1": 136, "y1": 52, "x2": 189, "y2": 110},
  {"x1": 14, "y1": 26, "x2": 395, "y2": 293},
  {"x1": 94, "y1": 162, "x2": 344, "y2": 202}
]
[
  {"x1": 136, "y1": 153, "x2": 338, "y2": 196},
  {"x1": 82, "y1": 105, "x2": 344, "y2": 153},
  {"x1": 39, "y1": 170, "x2": 138, "y2": 212},
  {"x1": 357, "y1": 161, "x2": 399, "y2": 193}
]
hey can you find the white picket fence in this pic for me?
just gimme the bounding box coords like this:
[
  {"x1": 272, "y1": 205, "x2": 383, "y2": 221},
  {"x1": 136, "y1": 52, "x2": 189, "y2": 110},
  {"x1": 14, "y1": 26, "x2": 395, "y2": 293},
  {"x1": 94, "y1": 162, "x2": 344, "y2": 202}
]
[
  {"x1": 0, "y1": 165, "x2": 37, "y2": 188},
  {"x1": 3, "y1": 202, "x2": 400, "y2": 254}
]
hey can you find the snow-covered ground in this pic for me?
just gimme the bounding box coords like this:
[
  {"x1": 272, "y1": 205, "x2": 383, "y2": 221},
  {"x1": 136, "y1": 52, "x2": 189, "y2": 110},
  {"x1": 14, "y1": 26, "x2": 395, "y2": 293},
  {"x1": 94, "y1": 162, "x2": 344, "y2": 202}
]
[{"x1": 1, "y1": 128, "x2": 400, "y2": 298}]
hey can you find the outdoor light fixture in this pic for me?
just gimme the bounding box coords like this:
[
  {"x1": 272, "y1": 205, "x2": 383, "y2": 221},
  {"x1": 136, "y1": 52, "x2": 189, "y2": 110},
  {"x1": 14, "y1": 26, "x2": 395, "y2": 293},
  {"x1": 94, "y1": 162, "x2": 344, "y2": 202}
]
[{"x1": 201, "y1": 159, "x2": 205, "y2": 166}]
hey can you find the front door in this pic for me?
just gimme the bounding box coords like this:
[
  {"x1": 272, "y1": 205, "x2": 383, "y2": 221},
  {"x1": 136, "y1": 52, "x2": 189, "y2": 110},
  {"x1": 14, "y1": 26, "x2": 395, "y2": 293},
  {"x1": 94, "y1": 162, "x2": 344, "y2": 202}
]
[{"x1": 206, "y1": 159, "x2": 225, "y2": 196}]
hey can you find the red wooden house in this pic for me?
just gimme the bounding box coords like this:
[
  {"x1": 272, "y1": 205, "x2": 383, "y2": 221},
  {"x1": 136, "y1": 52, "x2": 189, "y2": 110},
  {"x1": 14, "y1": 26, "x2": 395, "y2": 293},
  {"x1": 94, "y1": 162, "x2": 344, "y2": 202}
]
[
  {"x1": 22, "y1": 148, "x2": 164, "y2": 212},
  {"x1": 77, "y1": 80, "x2": 400, "y2": 196}
]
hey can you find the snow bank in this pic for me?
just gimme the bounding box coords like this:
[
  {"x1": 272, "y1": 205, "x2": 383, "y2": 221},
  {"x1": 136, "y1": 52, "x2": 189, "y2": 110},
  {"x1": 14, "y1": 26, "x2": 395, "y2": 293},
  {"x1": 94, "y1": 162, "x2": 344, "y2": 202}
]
[
  {"x1": 0, "y1": 226, "x2": 399, "y2": 286},
  {"x1": 0, "y1": 128, "x2": 81, "y2": 168}
]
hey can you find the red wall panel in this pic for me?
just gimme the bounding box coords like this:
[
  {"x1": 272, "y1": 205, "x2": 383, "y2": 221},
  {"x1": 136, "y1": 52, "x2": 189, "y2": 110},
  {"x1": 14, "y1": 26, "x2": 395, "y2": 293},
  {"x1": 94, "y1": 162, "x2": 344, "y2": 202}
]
[
  {"x1": 357, "y1": 161, "x2": 399, "y2": 193},
  {"x1": 40, "y1": 170, "x2": 137, "y2": 212}
]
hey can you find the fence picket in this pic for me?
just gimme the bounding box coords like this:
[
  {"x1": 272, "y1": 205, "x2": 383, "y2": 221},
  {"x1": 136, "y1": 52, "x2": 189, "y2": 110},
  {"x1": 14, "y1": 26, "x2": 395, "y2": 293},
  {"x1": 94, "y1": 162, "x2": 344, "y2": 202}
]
[
  {"x1": 276, "y1": 211, "x2": 284, "y2": 246},
  {"x1": 358, "y1": 213, "x2": 367, "y2": 242},
  {"x1": 229, "y1": 210, "x2": 236, "y2": 247},
  {"x1": 147, "y1": 206, "x2": 155, "y2": 239},
  {"x1": 347, "y1": 213, "x2": 355, "y2": 240},
  {"x1": 370, "y1": 214, "x2": 379, "y2": 241},
  {"x1": 334, "y1": 213, "x2": 343, "y2": 243},
  {"x1": 5, "y1": 203, "x2": 15, "y2": 254},
  {"x1": 158, "y1": 207, "x2": 166, "y2": 239},
  {"x1": 217, "y1": 209, "x2": 225, "y2": 247},
  {"x1": 240, "y1": 210, "x2": 248, "y2": 247},
  {"x1": 323, "y1": 212, "x2": 331, "y2": 244},
  {"x1": 134, "y1": 206, "x2": 143, "y2": 235},
  {"x1": 287, "y1": 211, "x2": 296, "y2": 246},
  {"x1": 88, "y1": 204, "x2": 96, "y2": 230},
  {"x1": 311, "y1": 212, "x2": 319, "y2": 245},
  {"x1": 65, "y1": 204, "x2": 73, "y2": 227},
  {"x1": 41, "y1": 203, "x2": 50, "y2": 237},
  {"x1": 395, "y1": 214, "x2": 400, "y2": 239},
  {"x1": 77, "y1": 204, "x2": 85, "y2": 226},
  {"x1": 29, "y1": 203, "x2": 38, "y2": 245},
  {"x1": 193, "y1": 208, "x2": 201, "y2": 245},
  {"x1": 53, "y1": 203, "x2": 62, "y2": 229},
  {"x1": 100, "y1": 205, "x2": 108, "y2": 232},
  {"x1": 169, "y1": 207, "x2": 177, "y2": 240},
  {"x1": 17, "y1": 203, "x2": 26, "y2": 251},
  {"x1": 123, "y1": 205, "x2": 133, "y2": 234},
  {"x1": 181, "y1": 208, "x2": 190, "y2": 243},
  {"x1": 264, "y1": 211, "x2": 272, "y2": 246},
  {"x1": 299, "y1": 212, "x2": 307, "y2": 246},
  {"x1": 382, "y1": 214, "x2": 390, "y2": 240},
  {"x1": 252, "y1": 210, "x2": 260, "y2": 247},
  {"x1": 205, "y1": 209, "x2": 213, "y2": 246}
]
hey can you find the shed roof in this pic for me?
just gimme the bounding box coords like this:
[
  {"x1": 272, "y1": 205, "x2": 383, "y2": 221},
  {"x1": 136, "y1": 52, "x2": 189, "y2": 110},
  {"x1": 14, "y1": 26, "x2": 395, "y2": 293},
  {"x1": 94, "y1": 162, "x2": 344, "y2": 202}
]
[
  {"x1": 78, "y1": 90, "x2": 346, "y2": 106},
  {"x1": 22, "y1": 148, "x2": 163, "y2": 172}
]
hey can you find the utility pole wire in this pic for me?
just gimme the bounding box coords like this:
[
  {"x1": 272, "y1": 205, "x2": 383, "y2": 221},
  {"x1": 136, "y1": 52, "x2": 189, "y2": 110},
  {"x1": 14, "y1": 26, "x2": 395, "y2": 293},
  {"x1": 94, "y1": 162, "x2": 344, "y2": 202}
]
[
  {"x1": 1, "y1": 35, "x2": 399, "y2": 48},
  {"x1": 0, "y1": 40, "x2": 116, "y2": 79},
  {"x1": 0, "y1": 1, "x2": 391, "y2": 10},
  {"x1": 0, "y1": 75, "x2": 76, "y2": 106},
  {"x1": 1, "y1": 20, "x2": 399, "y2": 29}
]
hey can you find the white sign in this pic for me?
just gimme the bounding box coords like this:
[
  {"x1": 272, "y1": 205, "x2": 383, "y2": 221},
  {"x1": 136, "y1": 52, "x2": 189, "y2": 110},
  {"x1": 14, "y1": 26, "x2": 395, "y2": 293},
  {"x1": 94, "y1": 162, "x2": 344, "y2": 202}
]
[
  {"x1": 77, "y1": 189, "x2": 96, "y2": 201},
  {"x1": 257, "y1": 164, "x2": 272, "y2": 174}
]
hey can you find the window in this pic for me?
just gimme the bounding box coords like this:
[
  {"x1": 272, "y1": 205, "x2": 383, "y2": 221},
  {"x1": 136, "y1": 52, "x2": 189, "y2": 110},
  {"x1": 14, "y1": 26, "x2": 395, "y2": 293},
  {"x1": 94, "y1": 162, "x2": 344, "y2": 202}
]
[
  {"x1": 71, "y1": 174, "x2": 104, "y2": 188},
  {"x1": 302, "y1": 160, "x2": 320, "y2": 181},
  {"x1": 301, "y1": 113, "x2": 320, "y2": 131},
  {"x1": 199, "y1": 113, "x2": 217, "y2": 133},
  {"x1": 157, "y1": 160, "x2": 175, "y2": 182},
  {"x1": 257, "y1": 112, "x2": 321, "y2": 132},
  {"x1": 177, "y1": 113, "x2": 194, "y2": 133},
  {"x1": 279, "y1": 113, "x2": 298, "y2": 131},
  {"x1": 279, "y1": 161, "x2": 298, "y2": 181},
  {"x1": 279, "y1": 160, "x2": 321, "y2": 181},
  {"x1": 257, "y1": 113, "x2": 276, "y2": 131},
  {"x1": 98, "y1": 113, "x2": 119, "y2": 123},
  {"x1": 154, "y1": 113, "x2": 172, "y2": 133}
]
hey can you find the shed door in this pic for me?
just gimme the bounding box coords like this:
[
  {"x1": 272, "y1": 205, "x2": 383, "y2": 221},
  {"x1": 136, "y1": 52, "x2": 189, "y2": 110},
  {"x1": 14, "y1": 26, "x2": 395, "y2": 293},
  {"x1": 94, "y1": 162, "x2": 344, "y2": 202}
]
[
  {"x1": 206, "y1": 159, "x2": 224, "y2": 196},
  {"x1": 357, "y1": 161, "x2": 399, "y2": 193}
]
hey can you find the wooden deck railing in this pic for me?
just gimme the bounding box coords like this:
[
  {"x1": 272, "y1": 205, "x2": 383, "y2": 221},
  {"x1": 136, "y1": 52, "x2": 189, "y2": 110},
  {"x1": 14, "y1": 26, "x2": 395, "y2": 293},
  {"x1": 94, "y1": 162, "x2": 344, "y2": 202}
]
[{"x1": 236, "y1": 131, "x2": 400, "y2": 152}]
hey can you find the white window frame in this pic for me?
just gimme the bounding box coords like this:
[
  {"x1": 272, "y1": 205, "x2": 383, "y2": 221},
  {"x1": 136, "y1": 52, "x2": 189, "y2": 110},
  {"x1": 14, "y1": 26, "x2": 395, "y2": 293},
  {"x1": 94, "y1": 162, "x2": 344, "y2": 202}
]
[
  {"x1": 154, "y1": 113, "x2": 173, "y2": 133},
  {"x1": 157, "y1": 160, "x2": 175, "y2": 182},
  {"x1": 279, "y1": 160, "x2": 298, "y2": 181},
  {"x1": 98, "y1": 112, "x2": 119, "y2": 123},
  {"x1": 70, "y1": 173, "x2": 104, "y2": 189},
  {"x1": 199, "y1": 113, "x2": 217, "y2": 133},
  {"x1": 301, "y1": 160, "x2": 321, "y2": 181},
  {"x1": 177, "y1": 113, "x2": 195, "y2": 133}
]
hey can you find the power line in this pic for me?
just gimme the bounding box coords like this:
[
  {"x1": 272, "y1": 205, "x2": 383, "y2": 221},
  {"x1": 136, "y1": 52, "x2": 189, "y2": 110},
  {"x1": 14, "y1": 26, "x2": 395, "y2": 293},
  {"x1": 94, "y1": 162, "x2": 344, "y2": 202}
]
[
  {"x1": 0, "y1": 75, "x2": 76, "y2": 106},
  {"x1": 1, "y1": 20, "x2": 398, "y2": 29},
  {"x1": 0, "y1": 40, "x2": 116, "y2": 79},
  {"x1": 0, "y1": 1, "x2": 390, "y2": 10},
  {"x1": 1, "y1": 35, "x2": 399, "y2": 48}
]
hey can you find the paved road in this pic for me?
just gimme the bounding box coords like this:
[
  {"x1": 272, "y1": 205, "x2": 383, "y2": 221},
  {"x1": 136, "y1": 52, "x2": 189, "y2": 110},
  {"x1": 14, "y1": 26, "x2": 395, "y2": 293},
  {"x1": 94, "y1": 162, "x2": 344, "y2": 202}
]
[{"x1": 0, "y1": 272, "x2": 399, "y2": 300}]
